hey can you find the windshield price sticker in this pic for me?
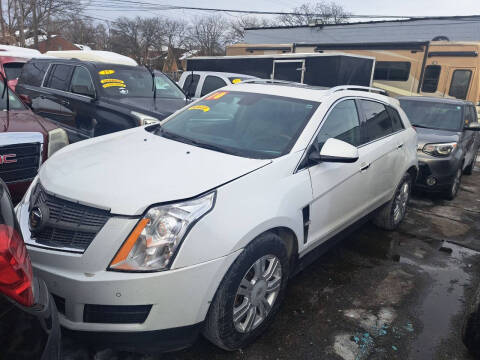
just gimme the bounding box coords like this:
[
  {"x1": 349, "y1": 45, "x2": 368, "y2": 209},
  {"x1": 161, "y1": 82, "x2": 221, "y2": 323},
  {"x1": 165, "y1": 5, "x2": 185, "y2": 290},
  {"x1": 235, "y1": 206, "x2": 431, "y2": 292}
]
[
  {"x1": 103, "y1": 83, "x2": 126, "y2": 88},
  {"x1": 231, "y1": 79, "x2": 242, "y2": 84},
  {"x1": 101, "y1": 79, "x2": 125, "y2": 84},
  {"x1": 205, "y1": 91, "x2": 228, "y2": 100},
  {"x1": 188, "y1": 105, "x2": 210, "y2": 112},
  {"x1": 99, "y1": 70, "x2": 115, "y2": 75}
]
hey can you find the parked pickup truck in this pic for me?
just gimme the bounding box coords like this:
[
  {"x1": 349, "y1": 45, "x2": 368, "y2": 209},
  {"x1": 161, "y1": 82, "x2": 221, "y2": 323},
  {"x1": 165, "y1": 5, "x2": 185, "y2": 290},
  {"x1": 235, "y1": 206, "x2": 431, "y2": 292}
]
[{"x1": 0, "y1": 74, "x2": 68, "y2": 202}]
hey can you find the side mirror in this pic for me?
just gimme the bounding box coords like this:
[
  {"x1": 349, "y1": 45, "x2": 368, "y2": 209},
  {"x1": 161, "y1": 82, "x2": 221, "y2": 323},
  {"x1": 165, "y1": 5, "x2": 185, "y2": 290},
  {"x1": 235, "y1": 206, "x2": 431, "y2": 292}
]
[
  {"x1": 308, "y1": 138, "x2": 359, "y2": 164},
  {"x1": 464, "y1": 122, "x2": 480, "y2": 131}
]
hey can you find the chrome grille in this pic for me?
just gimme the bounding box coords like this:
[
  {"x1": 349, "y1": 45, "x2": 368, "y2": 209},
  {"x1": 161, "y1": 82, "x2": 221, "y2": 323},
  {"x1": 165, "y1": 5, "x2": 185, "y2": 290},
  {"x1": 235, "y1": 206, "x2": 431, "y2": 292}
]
[
  {"x1": 29, "y1": 184, "x2": 110, "y2": 252},
  {"x1": 0, "y1": 143, "x2": 41, "y2": 183}
]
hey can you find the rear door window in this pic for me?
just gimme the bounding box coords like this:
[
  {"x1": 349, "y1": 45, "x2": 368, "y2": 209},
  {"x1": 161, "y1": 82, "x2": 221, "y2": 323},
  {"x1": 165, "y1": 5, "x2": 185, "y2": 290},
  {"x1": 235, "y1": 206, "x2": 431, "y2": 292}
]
[
  {"x1": 386, "y1": 107, "x2": 405, "y2": 132},
  {"x1": 201, "y1": 76, "x2": 227, "y2": 97},
  {"x1": 182, "y1": 74, "x2": 200, "y2": 98},
  {"x1": 45, "y1": 64, "x2": 73, "y2": 91},
  {"x1": 18, "y1": 61, "x2": 49, "y2": 87},
  {"x1": 422, "y1": 65, "x2": 441, "y2": 93},
  {"x1": 359, "y1": 100, "x2": 394, "y2": 143},
  {"x1": 449, "y1": 70, "x2": 472, "y2": 100}
]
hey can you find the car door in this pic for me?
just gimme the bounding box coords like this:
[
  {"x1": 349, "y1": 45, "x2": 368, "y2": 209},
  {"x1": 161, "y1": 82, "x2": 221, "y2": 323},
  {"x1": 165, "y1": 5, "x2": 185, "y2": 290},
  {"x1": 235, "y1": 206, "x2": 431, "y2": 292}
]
[
  {"x1": 357, "y1": 99, "x2": 405, "y2": 208},
  {"x1": 306, "y1": 99, "x2": 372, "y2": 246},
  {"x1": 200, "y1": 75, "x2": 228, "y2": 97},
  {"x1": 42, "y1": 64, "x2": 75, "y2": 127},
  {"x1": 64, "y1": 65, "x2": 98, "y2": 142}
]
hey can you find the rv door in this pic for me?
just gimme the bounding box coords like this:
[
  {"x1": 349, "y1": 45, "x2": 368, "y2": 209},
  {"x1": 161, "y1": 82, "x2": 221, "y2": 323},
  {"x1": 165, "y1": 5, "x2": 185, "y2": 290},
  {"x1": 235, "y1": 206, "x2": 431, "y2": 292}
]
[
  {"x1": 445, "y1": 67, "x2": 475, "y2": 101},
  {"x1": 272, "y1": 59, "x2": 305, "y2": 83}
]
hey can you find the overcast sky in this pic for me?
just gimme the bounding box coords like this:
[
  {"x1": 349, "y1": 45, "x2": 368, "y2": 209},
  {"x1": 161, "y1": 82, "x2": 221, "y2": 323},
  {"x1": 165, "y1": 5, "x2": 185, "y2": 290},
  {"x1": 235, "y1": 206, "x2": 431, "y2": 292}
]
[{"x1": 85, "y1": 0, "x2": 480, "y2": 22}]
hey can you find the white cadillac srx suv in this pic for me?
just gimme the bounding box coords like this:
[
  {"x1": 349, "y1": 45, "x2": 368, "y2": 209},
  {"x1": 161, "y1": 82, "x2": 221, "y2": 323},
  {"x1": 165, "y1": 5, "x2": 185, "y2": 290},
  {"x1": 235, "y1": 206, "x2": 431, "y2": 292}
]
[{"x1": 16, "y1": 82, "x2": 418, "y2": 351}]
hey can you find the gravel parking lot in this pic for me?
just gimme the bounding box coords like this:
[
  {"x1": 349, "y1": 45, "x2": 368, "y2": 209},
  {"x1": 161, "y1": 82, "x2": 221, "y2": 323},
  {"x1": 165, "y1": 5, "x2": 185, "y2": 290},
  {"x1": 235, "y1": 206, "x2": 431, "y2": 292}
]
[{"x1": 62, "y1": 163, "x2": 480, "y2": 360}]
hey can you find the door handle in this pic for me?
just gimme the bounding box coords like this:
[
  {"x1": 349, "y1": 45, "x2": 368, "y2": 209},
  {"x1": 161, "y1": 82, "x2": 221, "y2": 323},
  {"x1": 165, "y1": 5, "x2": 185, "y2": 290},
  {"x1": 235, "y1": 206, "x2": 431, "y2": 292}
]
[
  {"x1": 360, "y1": 162, "x2": 370, "y2": 171},
  {"x1": 397, "y1": 143, "x2": 404, "y2": 149}
]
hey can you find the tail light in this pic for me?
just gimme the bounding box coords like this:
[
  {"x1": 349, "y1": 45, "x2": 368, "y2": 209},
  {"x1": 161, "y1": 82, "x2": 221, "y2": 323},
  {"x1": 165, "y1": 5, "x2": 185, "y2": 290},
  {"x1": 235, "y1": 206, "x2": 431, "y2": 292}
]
[{"x1": 0, "y1": 223, "x2": 34, "y2": 307}]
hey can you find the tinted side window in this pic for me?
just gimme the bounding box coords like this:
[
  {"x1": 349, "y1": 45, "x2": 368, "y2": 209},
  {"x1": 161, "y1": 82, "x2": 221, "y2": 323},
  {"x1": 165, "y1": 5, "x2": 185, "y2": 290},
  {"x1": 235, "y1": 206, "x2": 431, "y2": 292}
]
[
  {"x1": 360, "y1": 100, "x2": 393, "y2": 143},
  {"x1": 18, "y1": 61, "x2": 49, "y2": 87},
  {"x1": 422, "y1": 65, "x2": 441, "y2": 93},
  {"x1": 3, "y1": 63, "x2": 24, "y2": 80},
  {"x1": 70, "y1": 66, "x2": 95, "y2": 97},
  {"x1": 182, "y1": 74, "x2": 200, "y2": 97},
  {"x1": 201, "y1": 76, "x2": 227, "y2": 97},
  {"x1": 45, "y1": 64, "x2": 73, "y2": 91},
  {"x1": 316, "y1": 100, "x2": 361, "y2": 149},
  {"x1": 386, "y1": 107, "x2": 405, "y2": 132},
  {"x1": 449, "y1": 70, "x2": 472, "y2": 100},
  {"x1": 374, "y1": 61, "x2": 411, "y2": 81}
]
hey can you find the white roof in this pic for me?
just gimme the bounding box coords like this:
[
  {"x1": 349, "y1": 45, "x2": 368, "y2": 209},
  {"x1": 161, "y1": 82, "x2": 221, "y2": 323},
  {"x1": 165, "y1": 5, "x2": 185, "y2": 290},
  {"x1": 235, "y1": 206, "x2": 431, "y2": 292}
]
[
  {"x1": 221, "y1": 82, "x2": 397, "y2": 105},
  {"x1": 0, "y1": 45, "x2": 52, "y2": 59},
  {"x1": 44, "y1": 50, "x2": 138, "y2": 66},
  {"x1": 187, "y1": 71, "x2": 257, "y2": 79}
]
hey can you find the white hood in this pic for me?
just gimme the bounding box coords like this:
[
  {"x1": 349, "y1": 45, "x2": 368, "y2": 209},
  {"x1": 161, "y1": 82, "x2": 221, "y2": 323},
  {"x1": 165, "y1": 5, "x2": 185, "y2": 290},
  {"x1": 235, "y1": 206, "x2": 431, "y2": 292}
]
[{"x1": 39, "y1": 128, "x2": 270, "y2": 215}]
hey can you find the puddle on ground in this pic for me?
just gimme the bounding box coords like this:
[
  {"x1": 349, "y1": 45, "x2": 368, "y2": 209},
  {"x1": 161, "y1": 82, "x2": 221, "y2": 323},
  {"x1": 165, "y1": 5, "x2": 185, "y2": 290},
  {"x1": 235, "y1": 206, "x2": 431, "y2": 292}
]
[{"x1": 401, "y1": 243, "x2": 476, "y2": 360}]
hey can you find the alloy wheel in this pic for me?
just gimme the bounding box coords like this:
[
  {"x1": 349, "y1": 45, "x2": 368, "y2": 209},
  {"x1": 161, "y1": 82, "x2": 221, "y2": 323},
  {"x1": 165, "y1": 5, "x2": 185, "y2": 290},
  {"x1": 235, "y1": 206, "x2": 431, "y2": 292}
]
[
  {"x1": 393, "y1": 181, "x2": 410, "y2": 224},
  {"x1": 233, "y1": 255, "x2": 282, "y2": 333}
]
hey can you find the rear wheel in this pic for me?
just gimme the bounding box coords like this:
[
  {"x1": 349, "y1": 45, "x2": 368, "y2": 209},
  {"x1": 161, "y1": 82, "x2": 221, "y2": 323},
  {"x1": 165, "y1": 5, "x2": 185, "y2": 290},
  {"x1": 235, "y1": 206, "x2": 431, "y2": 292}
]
[
  {"x1": 203, "y1": 232, "x2": 289, "y2": 351},
  {"x1": 373, "y1": 173, "x2": 411, "y2": 230},
  {"x1": 444, "y1": 167, "x2": 462, "y2": 200}
]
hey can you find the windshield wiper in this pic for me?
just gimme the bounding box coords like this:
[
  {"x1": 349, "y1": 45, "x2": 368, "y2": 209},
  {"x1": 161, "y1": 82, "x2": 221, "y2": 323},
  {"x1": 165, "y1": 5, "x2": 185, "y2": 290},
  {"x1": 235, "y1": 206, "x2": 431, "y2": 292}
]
[
  {"x1": 158, "y1": 129, "x2": 239, "y2": 155},
  {"x1": 412, "y1": 124, "x2": 436, "y2": 129},
  {"x1": 144, "y1": 65, "x2": 156, "y2": 101}
]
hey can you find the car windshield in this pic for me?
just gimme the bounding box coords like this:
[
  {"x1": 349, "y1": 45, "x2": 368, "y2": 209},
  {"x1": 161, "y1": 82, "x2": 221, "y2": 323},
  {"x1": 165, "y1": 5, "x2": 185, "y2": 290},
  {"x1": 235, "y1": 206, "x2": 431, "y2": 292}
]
[
  {"x1": 0, "y1": 80, "x2": 26, "y2": 110},
  {"x1": 98, "y1": 66, "x2": 156, "y2": 98},
  {"x1": 154, "y1": 73, "x2": 185, "y2": 99},
  {"x1": 400, "y1": 99, "x2": 463, "y2": 131},
  {"x1": 156, "y1": 91, "x2": 319, "y2": 159}
]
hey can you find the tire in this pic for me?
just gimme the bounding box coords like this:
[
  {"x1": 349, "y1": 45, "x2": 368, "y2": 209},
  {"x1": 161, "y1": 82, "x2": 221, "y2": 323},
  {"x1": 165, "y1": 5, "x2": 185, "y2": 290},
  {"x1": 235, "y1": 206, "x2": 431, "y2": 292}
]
[
  {"x1": 464, "y1": 152, "x2": 478, "y2": 175},
  {"x1": 373, "y1": 173, "x2": 412, "y2": 231},
  {"x1": 444, "y1": 167, "x2": 462, "y2": 200},
  {"x1": 203, "y1": 232, "x2": 290, "y2": 351},
  {"x1": 463, "y1": 286, "x2": 480, "y2": 357}
]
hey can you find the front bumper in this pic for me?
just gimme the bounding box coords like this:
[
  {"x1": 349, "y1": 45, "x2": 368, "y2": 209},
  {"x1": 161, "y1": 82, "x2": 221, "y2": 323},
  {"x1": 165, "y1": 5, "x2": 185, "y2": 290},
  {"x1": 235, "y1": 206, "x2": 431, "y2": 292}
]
[{"x1": 414, "y1": 153, "x2": 460, "y2": 192}]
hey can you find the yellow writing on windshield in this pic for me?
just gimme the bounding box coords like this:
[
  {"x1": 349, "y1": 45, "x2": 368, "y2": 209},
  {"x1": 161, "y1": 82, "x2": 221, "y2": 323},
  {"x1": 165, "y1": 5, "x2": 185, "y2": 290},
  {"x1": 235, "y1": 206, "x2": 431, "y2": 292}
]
[
  {"x1": 99, "y1": 70, "x2": 115, "y2": 75},
  {"x1": 103, "y1": 83, "x2": 126, "y2": 88},
  {"x1": 188, "y1": 105, "x2": 210, "y2": 112},
  {"x1": 101, "y1": 79, "x2": 125, "y2": 84}
]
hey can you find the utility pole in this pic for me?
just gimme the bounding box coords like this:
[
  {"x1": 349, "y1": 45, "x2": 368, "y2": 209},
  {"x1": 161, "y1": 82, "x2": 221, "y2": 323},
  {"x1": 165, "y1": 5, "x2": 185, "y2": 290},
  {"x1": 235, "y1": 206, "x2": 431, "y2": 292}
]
[
  {"x1": 31, "y1": 0, "x2": 39, "y2": 49},
  {"x1": 17, "y1": 0, "x2": 26, "y2": 46}
]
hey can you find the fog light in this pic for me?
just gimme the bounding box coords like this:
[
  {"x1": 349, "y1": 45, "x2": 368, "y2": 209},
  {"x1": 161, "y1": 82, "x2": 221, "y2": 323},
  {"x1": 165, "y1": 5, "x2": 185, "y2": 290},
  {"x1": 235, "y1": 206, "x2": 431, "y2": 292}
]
[{"x1": 426, "y1": 176, "x2": 437, "y2": 186}]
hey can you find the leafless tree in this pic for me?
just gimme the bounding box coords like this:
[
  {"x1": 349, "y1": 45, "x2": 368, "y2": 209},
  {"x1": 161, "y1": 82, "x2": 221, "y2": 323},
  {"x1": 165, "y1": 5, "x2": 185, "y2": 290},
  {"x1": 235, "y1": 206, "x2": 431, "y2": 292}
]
[
  {"x1": 186, "y1": 15, "x2": 229, "y2": 56},
  {"x1": 277, "y1": 1, "x2": 350, "y2": 26}
]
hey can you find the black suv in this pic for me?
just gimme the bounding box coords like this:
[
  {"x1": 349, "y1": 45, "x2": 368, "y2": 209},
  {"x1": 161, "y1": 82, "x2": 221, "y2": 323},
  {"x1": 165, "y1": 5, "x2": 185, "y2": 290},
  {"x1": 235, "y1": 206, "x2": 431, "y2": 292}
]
[
  {"x1": 399, "y1": 96, "x2": 480, "y2": 199},
  {"x1": 16, "y1": 59, "x2": 189, "y2": 142}
]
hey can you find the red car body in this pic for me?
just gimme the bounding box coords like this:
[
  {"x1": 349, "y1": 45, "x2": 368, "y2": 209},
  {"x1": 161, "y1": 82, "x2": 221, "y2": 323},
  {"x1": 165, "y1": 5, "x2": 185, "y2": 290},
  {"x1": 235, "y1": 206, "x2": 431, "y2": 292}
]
[{"x1": 0, "y1": 109, "x2": 57, "y2": 202}]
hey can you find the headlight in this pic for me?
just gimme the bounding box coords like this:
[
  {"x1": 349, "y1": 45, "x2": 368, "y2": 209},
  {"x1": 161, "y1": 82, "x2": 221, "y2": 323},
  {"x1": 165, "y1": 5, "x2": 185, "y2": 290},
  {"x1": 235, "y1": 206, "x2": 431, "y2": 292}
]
[
  {"x1": 131, "y1": 111, "x2": 160, "y2": 126},
  {"x1": 422, "y1": 142, "x2": 457, "y2": 157},
  {"x1": 109, "y1": 192, "x2": 216, "y2": 272},
  {"x1": 47, "y1": 128, "x2": 69, "y2": 157}
]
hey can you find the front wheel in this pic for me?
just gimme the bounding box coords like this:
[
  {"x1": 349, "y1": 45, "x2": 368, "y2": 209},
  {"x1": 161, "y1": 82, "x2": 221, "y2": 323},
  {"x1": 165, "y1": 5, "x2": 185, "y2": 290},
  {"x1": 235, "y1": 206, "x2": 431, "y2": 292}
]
[
  {"x1": 444, "y1": 167, "x2": 462, "y2": 200},
  {"x1": 373, "y1": 173, "x2": 412, "y2": 230},
  {"x1": 203, "y1": 232, "x2": 289, "y2": 351}
]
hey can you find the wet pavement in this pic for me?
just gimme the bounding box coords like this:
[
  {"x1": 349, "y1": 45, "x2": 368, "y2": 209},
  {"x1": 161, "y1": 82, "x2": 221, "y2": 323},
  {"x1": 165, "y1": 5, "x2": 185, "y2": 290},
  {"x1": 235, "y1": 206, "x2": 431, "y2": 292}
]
[{"x1": 62, "y1": 165, "x2": 480, "y2": 360}]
